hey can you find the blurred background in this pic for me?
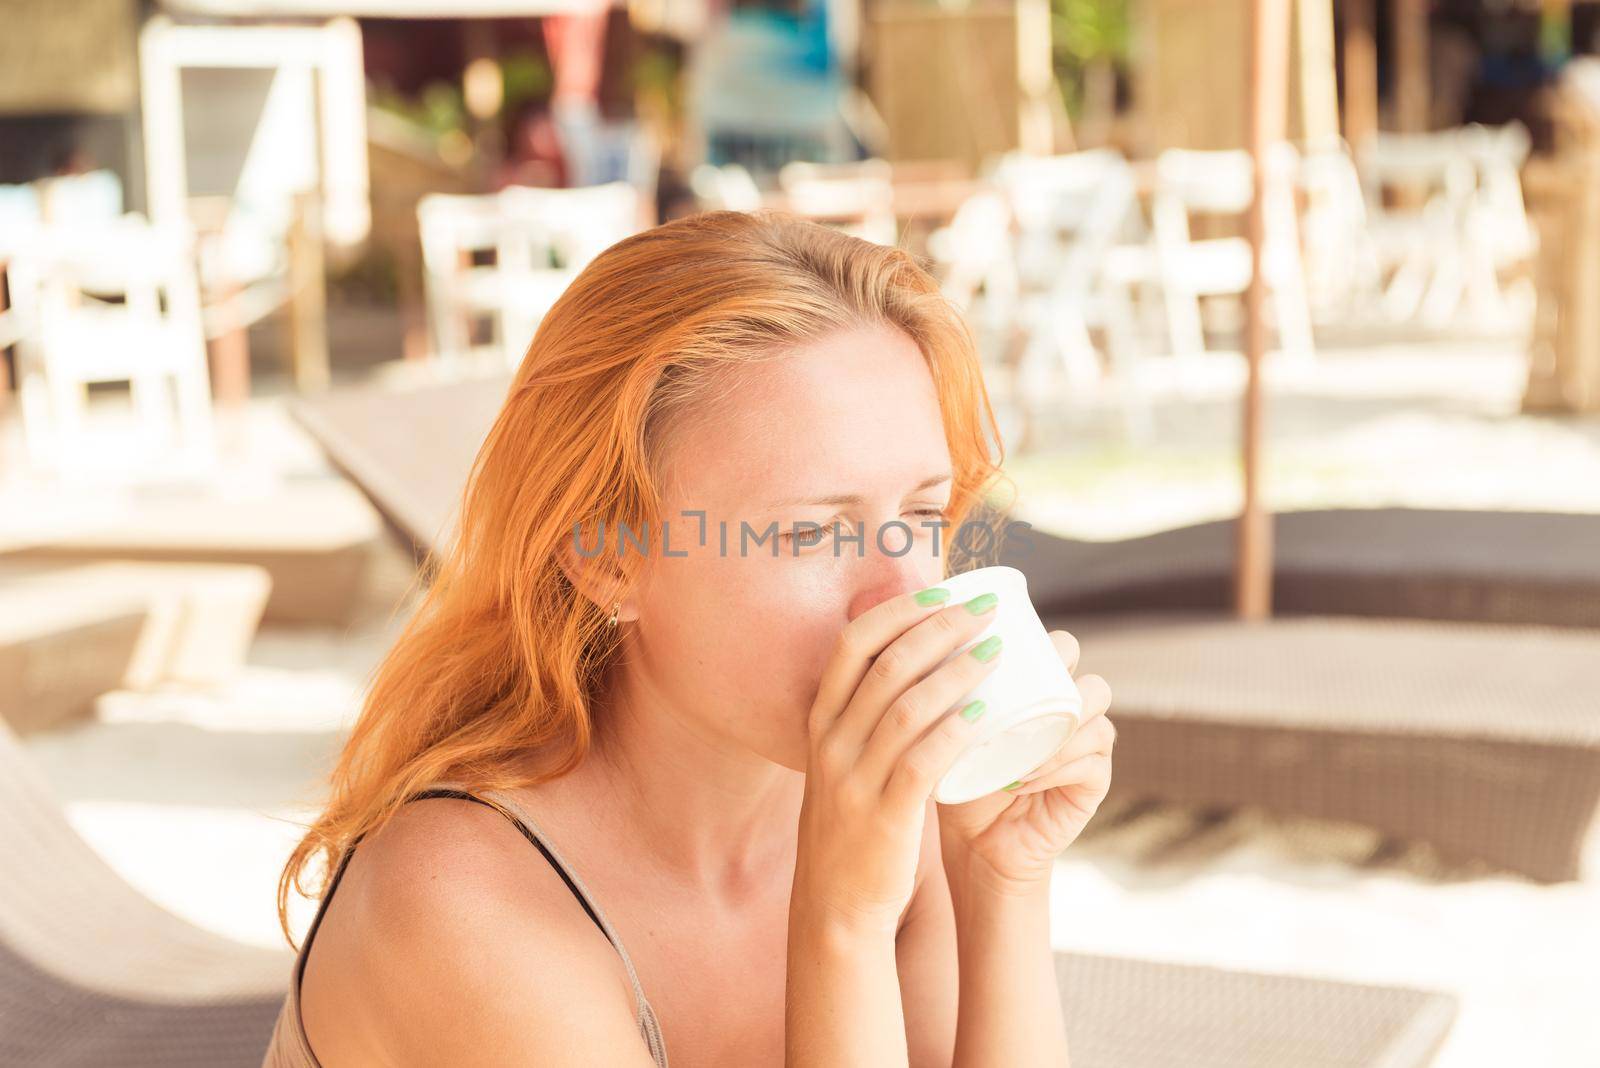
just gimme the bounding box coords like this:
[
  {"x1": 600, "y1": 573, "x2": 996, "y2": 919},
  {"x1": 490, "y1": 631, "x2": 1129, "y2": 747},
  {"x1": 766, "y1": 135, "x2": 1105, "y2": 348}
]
[{"x1": 1, "y1": 0, "x2": 1598, "y2": 1065}]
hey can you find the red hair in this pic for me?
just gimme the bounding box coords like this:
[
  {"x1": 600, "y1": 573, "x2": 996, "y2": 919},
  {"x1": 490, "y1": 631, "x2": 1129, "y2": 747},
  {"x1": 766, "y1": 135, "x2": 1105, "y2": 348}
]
[{"x1": 277, "y1": 210, "x2": 1013, "y2": 944}]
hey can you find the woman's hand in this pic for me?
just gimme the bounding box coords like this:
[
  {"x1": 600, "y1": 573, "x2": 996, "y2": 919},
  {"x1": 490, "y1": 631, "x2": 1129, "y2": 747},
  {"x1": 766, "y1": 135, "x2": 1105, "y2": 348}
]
[
  {"x1": 792, "y1": 586, "x2": 1008, "y2": 935},
  {"x1": 936, "y1": 629, "x2": 1114, "y2": 897}
]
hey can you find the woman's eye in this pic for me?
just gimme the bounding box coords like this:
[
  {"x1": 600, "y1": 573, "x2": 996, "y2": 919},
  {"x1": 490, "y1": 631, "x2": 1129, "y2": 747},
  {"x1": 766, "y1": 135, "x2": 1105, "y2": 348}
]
[{"x1": 782, "y1": 522, "x2": 833, "y2": 547}]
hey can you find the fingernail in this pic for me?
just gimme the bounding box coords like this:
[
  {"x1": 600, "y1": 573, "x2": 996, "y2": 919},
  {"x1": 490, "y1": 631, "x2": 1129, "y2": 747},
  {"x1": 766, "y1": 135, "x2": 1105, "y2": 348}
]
[
  {"x1": 1002, "y1": 780, "x2": 1022, "y2": 791},
  {"x1": 969, "y1": 634, "x2": 1003, "y2": 662},
  {"x1": 964, "y1": 592, "x2": 999, "y2": 615},
  {"x1": 914, "y1": 586, "x2": 951, "y2": 606},
  {"x1": 958, "y1": 699, "x2": 987, "y2": 722}
]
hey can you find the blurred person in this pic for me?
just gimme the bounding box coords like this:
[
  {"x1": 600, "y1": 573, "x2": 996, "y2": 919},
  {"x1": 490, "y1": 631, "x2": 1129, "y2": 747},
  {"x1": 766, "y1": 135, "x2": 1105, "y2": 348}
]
[{"x1": 265, "y1": 210, "x2": 1116, "y2": 1067}]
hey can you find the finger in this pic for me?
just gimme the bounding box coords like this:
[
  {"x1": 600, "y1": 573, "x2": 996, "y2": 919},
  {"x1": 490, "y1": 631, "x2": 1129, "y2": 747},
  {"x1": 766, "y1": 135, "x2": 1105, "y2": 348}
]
[
  {"x1": 808, "y1": 584, "x2": 960, "y2": 737},
  {"x1": 883, "y1": 685, "x2": 1004, "y2": 810},
  {"x1": 855, "y1": 630, "x2": 1004, "y2": 789},
  {"x1": 1011, "y1": 750, "x2": 1112, "y2": 798},
  {"x1": 830, "y1": 589, "x2": 1004, "y2": 752},
  {"x1": 1073, "y1": 674, "x2": 1113, "y2": 725},
  {"x1": 1019, "y1": 713, "x2": 1116, "y2": 784},
  {"x1": 1048, "y1": 629, "x2": 1081, "y2": 675}
]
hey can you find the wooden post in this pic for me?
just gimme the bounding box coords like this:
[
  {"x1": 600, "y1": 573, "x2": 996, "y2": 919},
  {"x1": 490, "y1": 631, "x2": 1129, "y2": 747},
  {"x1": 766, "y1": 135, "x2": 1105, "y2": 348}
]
[
  {"x1": 1238, "y1": 0, "x2": 1289, "y2": 622},
  {"x1": 1341, "y1": 0, "x2": 1378, "y2": 149},
  {"x1": 1394, "y1": 0, "x2": 1429, "y2": 132},
  {"x1": 192, "y1": 203, "x2": 252, "y2": 410},
  {"x1": 208, "y1": 279, "x2": 251, "y2": 409},
  {"x1": 287, "y1": 192, "x2": 330, "y2": 393},
  {"x1": 0, "y1": 262, "x2": 12, "y2": 404}
]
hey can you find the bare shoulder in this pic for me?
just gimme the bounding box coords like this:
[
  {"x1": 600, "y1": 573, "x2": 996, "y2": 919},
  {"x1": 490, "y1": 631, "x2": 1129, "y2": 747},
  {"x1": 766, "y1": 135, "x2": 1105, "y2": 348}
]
[{"x1": 299, "y1": 795, "x2": 659, "y2": 1067}]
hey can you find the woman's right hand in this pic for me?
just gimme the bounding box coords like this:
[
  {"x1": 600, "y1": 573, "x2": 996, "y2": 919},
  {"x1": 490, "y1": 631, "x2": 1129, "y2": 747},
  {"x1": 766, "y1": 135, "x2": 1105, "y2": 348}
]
[{"x1": 791, "y1": 584, "x2": 1005, "y2": 935}]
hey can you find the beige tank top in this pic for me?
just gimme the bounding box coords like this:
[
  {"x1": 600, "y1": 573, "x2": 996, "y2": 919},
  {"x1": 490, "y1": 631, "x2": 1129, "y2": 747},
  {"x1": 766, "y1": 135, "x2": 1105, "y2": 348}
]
[{"x1": 260, "y1": 781, "x2": 670, "y2": 1067}]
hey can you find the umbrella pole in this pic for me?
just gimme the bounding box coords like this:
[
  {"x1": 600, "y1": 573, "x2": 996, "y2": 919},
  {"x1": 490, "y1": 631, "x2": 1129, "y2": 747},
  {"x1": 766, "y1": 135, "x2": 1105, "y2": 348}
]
[{"x1": 1237, "y1": 0, "x2": 1289, "y2": 621}]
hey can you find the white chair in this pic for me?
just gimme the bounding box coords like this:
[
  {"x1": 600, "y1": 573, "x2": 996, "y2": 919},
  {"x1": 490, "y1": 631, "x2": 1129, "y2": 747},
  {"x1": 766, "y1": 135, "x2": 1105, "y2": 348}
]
[
  {"x1": 1356, "y1": 129, "x2": 1479, "y2": 324},
  {"x1": 989, "y1": 149, "x2": 1156, "y2": 441},
  {"x1": 7, "y1": 215, "x2": 215, "y2": 474},
  {"x1": 777, "y1": 159, "x2": 898, "y2": 245},
  {"x1": 985, "y1": 150, "x2": 1152, "y2": 382},
  {"x1": 0, "y1": 184, "x2": 43, "y2": 353},
  {"x1": 925, "y1": 189, "x2": 1023, "y2": 442},
  {"x1": 417, "y1": 191, "x2": 508, "y2": 368},
  {"x1": 418, "y1": 182, "x2": 641, "y2": 368},
  {"x1": 1296, "y1": 138, "x2": 1384, "y2": 324},
  {"x1": 35, "y1": 169, "x2": 124, "y2": 223},
  {"x1": 1457, "y1": 122, "x2": 1537, "y2": 326},
  {"x1": 1151, "y1": 144, "x2": 1315, "y2": 361},
  {"x1": 689, "y1": 162, "x2": 764, "y2": 212},
  {"x1": 497, "y1": 181, "x2": 641, "y2": 357},
  {"x1": 927, "y1": 189, "x2": 1018, "y2": 322}
]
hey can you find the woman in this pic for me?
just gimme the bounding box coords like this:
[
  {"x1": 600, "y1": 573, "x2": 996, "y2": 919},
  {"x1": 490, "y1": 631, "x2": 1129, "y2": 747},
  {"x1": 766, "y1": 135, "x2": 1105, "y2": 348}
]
[{"x1": 265, "y1": 209, "x2": 1116, "y2": 1067}]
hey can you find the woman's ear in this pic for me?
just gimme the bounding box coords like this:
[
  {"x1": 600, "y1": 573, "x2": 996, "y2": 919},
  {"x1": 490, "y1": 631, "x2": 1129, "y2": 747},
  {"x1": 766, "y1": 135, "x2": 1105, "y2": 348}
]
[{"x1": 556, "y1": 530, "x2": 636, "y2": 624}]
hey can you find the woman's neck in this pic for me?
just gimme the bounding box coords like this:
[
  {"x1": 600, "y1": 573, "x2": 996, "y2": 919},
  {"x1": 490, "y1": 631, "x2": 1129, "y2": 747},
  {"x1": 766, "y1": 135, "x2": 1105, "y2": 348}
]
[{"x1": 558, "y1": 669, "x2": 805, "y2": 908}]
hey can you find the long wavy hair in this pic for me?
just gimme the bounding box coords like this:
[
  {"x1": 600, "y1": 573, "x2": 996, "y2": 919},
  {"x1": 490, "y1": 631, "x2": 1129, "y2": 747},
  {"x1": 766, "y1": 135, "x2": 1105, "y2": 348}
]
[{"x1": 276, "y1": 209, "x2": 1014, "y2": 945}]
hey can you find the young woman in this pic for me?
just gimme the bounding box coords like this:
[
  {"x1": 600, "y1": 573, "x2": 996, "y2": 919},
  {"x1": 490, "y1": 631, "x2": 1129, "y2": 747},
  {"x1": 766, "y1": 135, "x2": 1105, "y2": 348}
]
[{"x1": 264, "y1": 209, "x2": 1116, "y2": 1067}]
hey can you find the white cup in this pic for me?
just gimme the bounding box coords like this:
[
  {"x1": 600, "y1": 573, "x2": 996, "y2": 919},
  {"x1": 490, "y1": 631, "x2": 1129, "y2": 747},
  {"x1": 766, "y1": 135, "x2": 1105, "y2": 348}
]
[{"x1": 924, "y1": 565, "x2": 1082, "y2": 804}]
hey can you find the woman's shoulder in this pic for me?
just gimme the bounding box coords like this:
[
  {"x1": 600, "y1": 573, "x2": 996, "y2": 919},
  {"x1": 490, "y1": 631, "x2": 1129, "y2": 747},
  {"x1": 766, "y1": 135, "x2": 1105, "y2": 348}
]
[{"x1": 299, "y1": 792, "x2": 650, "y2": 1066}]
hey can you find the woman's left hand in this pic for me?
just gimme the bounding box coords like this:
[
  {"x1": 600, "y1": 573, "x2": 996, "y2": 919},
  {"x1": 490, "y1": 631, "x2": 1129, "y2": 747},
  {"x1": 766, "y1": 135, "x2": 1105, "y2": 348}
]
[{"x1": 935, "y1": 629, "x2": 1114, "y2": 896}]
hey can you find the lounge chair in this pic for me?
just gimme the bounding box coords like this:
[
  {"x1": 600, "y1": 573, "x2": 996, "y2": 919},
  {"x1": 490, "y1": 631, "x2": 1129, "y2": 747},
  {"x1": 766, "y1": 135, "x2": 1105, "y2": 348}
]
[
  {"x1": 1057, "y1": 951, "x2": 1456, "y2": 1068},
  {"x1": 1047, "y1": 611, "x2": 1600, "y2": 882},
  {"x1": 1001, "y1": 509, "x2": 1600, "y2": 629},
  {"x1": 0, "y1": 718, "x2": 289, "y2": 1066}
]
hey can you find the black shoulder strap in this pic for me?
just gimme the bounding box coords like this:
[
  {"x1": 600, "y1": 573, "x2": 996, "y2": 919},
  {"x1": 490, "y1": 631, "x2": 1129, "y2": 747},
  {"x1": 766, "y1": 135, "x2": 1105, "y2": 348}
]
[{"x1": 403, "y1": 787, "x2": 614, "y2": 947}]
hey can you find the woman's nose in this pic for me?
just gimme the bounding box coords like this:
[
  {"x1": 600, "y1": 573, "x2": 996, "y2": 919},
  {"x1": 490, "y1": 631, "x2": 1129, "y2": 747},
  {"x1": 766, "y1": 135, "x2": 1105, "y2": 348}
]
[{"x1": 845, "y1": 558, "x2": 935, "y2": 624}]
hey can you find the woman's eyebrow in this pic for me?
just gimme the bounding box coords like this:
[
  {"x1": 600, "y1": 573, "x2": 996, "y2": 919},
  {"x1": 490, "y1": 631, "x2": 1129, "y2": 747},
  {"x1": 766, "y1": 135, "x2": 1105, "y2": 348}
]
[{"x1": 763, "y1": 474, "x2": 952, "y2": 509}]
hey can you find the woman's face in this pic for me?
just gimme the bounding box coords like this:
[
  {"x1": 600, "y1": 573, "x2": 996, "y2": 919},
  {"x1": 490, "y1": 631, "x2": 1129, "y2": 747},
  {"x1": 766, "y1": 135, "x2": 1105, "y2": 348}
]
[{"x1": 622, "y1": 321, "x2": 957, "y2": 772}]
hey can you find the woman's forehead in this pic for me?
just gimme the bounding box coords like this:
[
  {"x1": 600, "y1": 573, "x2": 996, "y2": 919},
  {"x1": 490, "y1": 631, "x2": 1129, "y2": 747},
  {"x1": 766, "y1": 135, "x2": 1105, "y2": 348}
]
[{"x1": 660, "y1": 326, "x2": 949, "y2": 511}]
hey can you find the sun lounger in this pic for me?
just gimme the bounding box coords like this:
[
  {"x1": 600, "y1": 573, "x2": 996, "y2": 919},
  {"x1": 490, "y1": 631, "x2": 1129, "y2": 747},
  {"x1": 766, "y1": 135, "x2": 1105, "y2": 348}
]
[
  {"x1": 0, "y1": 719, "x2": 289, "y2": 1065},
  {"x1": 287, "y1": 375, "x2": 1600, "y2": 636},
  {"x1": 4, "y1": 479, "x2": 379, "y2": 626},
  {"x1": 1057, "y1": 951, "x2": 1456, "y2": 1068},
  {"x1": 287, "y1": 373, "x2": 510, "y2": 559},
  {"x1": 0, "y1": 710, "x2": 1458, "y2": 1065},
  {"x1": 1050, "y1": 611, "x2": 1600, "y2": 882},
  {"x1": 0, "y1": 579, "x2": 147, "y2": 734},
  {"x1": 1004, "y1": 508, "x2": 1600, "y2": 628},
  {"x1": 0, "y1": 561, "x2": 270, "y2": 693}
]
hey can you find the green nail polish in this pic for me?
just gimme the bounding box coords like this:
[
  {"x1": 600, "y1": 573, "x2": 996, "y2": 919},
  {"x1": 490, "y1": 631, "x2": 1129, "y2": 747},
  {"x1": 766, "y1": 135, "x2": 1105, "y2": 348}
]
[
  {"x1": 969, "y1": 634, "x2": 1003, "y2": 662},
  {"x1": 1002, "y1": 780, "x2": 1022, "y2": 791},
  {"x1": 958, "y1": 699, "x2": 987, "y2": 722},
  {"x1": 914, "y1": 587, "x2": 951, "y2": 606},
  {"x1": 964, "y1": 592, "x2": 999, "y2": 615}
]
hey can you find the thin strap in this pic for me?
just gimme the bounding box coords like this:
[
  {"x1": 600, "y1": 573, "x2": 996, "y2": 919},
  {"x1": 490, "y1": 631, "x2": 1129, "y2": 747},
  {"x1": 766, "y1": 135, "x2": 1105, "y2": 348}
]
[
  {"x1": 412, "y1": 782, "x2": 670, "y2": 1067},
  {"x1": 405, "y1": 787, "x2": 615, "y2": 946}
]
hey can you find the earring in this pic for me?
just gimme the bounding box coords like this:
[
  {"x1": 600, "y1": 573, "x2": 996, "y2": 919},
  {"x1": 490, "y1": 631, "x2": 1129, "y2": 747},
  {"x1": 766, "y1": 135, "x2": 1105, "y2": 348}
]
[{"x1": 608, "y1": 601, "x2": 621, "y2": 627}]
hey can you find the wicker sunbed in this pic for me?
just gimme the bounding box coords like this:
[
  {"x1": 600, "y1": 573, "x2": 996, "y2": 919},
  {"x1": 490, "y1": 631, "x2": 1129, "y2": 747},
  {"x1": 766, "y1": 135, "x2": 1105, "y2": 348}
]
[
  {"x1": 1003, "y1": 509, "x2": 1600, "y2": 628},
  {"x1": 287, "y1": 377, "x2": 1600, "y2": 881},
  {"x1": 0, "y1": 713, "x2": 1458, "y2": 1066},
  {"x1": 0, "y1": 719, "x2": 289, "y2": 1066},
  {"x1": 1057, "y1": 951, "x2": 1456, "y2": 1068},
  {"x1": 288, "y1": 373, "x2": 511, "y2": 561},
  {"x1": 1048, "y1": 611, "x2": 1600, "y2": 882},
  {"x1": 291, "y1": 374, "x2": 1600, "y2": 633}
]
